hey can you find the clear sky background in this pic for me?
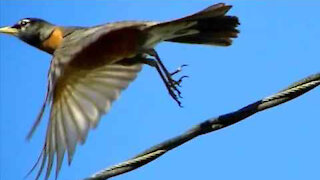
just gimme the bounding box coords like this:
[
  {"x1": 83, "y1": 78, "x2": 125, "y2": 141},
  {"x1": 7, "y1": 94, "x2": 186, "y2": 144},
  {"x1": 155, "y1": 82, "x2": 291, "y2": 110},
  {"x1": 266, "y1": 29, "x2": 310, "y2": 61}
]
[{"x1": 0, "y1": 1, "x2": 319, "y2": 180}]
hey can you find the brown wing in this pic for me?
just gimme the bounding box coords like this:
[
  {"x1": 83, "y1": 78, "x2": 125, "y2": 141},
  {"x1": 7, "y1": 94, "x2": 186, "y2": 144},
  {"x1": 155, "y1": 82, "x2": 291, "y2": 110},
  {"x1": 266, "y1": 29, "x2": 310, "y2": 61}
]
[
  {"x1": 41, "y1": 62, "x2": 142, "y2": 180},
  {"x1": 27, "y1": 22, "x2": 152, "y2": 180}
]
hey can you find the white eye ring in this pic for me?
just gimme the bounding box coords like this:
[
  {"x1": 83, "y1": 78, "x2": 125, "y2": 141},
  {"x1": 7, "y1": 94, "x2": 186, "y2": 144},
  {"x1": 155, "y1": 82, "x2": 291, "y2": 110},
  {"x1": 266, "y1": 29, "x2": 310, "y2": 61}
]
[{"x1": 19, "y1": 19, "x2": 30, "y2": 27}]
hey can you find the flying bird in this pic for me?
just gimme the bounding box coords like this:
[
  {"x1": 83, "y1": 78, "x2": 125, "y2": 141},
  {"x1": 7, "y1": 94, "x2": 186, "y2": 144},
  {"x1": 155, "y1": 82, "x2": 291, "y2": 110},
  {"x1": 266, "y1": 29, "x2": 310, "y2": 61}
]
[{"x1": 0, "y1": 3, "x2": 239, "y2": 180}]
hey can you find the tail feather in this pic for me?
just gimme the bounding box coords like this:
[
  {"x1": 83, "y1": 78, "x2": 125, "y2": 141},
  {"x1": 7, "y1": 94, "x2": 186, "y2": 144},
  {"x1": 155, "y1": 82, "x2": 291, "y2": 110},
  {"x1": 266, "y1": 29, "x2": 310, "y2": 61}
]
[
  {"x1": 145, "y1": 3, "x2": 240, "y2": 47},
  {"x1": 178, "y1": 3, "x2": 233, "y2": 21},
  {"x1": 166, "y1": 16, "x2": 240, "y2": 46}
]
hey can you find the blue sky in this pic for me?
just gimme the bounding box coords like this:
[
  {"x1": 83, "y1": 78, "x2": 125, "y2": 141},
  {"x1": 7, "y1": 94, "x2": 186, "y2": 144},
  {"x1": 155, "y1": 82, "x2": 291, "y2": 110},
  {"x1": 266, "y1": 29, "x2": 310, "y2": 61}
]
[{"x1": 0, "y1": 1, "x2": 319, "y2": 180}]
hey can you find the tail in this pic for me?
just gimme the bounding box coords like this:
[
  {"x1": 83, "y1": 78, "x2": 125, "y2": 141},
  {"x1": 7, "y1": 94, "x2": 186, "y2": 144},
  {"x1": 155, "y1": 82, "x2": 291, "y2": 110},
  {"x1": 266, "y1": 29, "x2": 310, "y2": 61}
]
[{"x1": 144, "y1": 3, "x2": 240, "y2": 47}]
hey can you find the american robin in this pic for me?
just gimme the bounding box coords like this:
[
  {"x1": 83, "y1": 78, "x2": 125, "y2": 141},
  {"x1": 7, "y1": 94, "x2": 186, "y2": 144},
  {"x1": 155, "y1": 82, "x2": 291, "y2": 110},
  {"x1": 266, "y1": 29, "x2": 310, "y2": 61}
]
[{"x1": 0, "y1": 3, "x2": 239, "y2": 180}]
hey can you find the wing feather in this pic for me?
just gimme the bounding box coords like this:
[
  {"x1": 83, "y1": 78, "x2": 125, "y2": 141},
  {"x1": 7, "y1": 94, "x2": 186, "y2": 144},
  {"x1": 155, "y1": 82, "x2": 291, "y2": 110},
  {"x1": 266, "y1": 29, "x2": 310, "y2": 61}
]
[
  {"x1": 54, "y1": 100, "x2": 66, "y2": 179},
  {"x1": 63, "y1": 91, "x2": 86, "y2": 149},
  {"x1": 67, "y1": 95, "x2": 90, "y2": 143},
  {"x1": 30, "y1": 62, "x2": 142, "y2": 179},
  {"x1": 34, "y1": 150, "x2": 47, "y2": 180},
  {"x1": 70, "y1": 87, "x2": 99, "y2": 126}
]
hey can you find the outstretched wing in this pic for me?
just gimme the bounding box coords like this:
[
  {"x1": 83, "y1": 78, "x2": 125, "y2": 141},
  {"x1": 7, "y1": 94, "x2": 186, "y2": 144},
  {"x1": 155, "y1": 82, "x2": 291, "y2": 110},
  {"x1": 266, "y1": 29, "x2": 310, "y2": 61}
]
[
  {"x1": 27, "y1": 22, "x2": 150, "y2": 180},
  {"x1": 39, "y1": 62, "x2": 142, "y2": 180}
]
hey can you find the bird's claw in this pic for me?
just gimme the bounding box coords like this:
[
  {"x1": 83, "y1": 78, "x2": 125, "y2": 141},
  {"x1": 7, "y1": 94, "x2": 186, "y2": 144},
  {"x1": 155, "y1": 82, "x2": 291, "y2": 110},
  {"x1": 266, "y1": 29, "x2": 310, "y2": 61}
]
[
  {"x1": 170, "y1": 64, "x2": 188, "y2": 76},
  {"x1": 175, "y1": 75, "x2": 189, "y2": 87},
  {"x1": 146, "y1": 49, "x2": 188, "y2": 107},
  {"x1": 166, "y1": 65, "x2": 189, "y2": 106}
]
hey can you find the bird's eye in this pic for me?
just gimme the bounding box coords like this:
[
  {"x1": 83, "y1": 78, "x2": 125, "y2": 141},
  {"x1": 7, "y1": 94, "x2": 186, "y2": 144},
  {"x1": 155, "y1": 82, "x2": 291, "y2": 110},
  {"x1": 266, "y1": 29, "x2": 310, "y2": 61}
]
[
  {"x1": 19, "y1": 20, "x2": 30, "y2": 26},
  {"x1": 12, "y1": 19, "x2": 31, "y2": 30},
  {"x1": 20, "y1": 21, "x2": 27, "y2": 26}
]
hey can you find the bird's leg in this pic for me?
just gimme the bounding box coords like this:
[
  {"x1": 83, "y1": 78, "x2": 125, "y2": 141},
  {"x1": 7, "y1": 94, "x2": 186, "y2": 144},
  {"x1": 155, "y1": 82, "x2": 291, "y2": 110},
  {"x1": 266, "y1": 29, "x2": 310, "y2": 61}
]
[
  {"x1": 139, "y1": 57, "x2": 183, "y2": 107},
  {"x1": 146, "y1": 49, "x2": 188, "y2": 94}
]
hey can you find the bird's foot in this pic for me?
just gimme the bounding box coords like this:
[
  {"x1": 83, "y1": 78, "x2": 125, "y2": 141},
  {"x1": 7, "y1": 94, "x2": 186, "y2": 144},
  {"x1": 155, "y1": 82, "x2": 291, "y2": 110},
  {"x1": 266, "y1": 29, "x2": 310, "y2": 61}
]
[
  {"x1": 170, "y1": 64, "x2": 189, "y2": 87},
  {"x1": 165, "y1": 65, "x2": 189, "y2": 107},
  {"x1": 144, "y1": 49, "x2": 188, "y2": 107}
]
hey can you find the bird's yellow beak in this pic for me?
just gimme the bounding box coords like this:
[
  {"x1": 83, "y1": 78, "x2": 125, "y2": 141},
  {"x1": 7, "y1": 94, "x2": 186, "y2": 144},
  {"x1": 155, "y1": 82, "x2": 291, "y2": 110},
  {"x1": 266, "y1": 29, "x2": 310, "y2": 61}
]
[{"x1": 0, "y1": 26, "x2": 18, "y2": 36}]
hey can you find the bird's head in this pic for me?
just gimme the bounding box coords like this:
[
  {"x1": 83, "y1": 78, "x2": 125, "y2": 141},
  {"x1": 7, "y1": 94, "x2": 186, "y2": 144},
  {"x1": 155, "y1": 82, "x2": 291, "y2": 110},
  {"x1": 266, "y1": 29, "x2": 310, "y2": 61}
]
[{"x1": 0, "y1": 18, "x2": 60, "y2": 54}]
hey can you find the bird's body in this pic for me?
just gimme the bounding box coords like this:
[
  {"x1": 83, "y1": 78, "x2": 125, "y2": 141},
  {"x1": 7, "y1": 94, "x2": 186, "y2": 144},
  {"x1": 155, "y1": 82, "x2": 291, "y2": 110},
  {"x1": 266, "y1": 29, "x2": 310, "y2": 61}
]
[{"x1": 0, "y1": 3, "x2": 239, "y2": 180}]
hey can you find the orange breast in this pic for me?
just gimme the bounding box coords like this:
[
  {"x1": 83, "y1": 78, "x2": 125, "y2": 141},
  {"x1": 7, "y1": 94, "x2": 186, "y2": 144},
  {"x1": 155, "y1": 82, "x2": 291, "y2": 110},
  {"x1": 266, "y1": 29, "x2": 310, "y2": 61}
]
[{"x1": 41, "y1": 27, "x2": 63, "y2": 54}]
